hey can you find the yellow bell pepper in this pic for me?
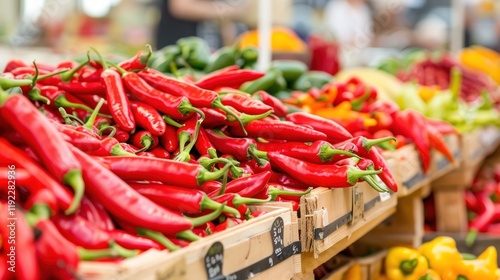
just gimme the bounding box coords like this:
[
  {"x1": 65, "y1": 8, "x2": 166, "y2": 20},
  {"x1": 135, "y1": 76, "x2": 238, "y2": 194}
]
[
  {"x1": 441, "y1": 246, "x2": 498, "y2": 280},
  {"x1": 343, "y1": 263, "x2": 362, "y2": 280},
  {"x1": 418, "y1": 269, "x2": 441, "y2": 280},
  {"x1": 386, "y1": 247, "x2": 429, "y2": 280},
  {"x1": 418, "y1": 237, "x2": 462, "y2": 276}
]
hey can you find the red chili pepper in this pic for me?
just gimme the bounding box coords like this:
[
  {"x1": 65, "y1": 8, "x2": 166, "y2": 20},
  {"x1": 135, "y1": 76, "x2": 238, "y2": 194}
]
[
  {"x1": 78, "y1": 67, "x2": 104, "y2": 82},
  {"x1": 34, "y1": 219, "x2": 80, "y2": 279},
  {"x1": 425, "y1": 118, "x2": 458, "y2": 135},
  {"x1": 250, "y1": 210, "x2": 268, "y2": 218},
  {"x1": 35, "y1": 217, "x2": 138, "y2": 278},
  {"x1": 392, "y1": 110, "x2": 431, "y2": 173},
  {"x1": 57, "y1": 81, "x2": 106, "y2": 96},
  {"x1": 113, "y1": 127, "x2": 131, "y2": 143},
  {"x1": 139, "y1": 68, "x2": 245, "y2": 130},
  {"x1": 101, "y1": 68, "x2": 135, "y2": 131},
  {"x1": 118, "y1": 46, "x2": 152, "y2": 71},
  {"x1": 130, "y1": 183, "x2": 240, "y2": 217},
  {"x1": 96, "y1": 155, "x2": 231, "y2": 189},
  {"x1": 160, "y1": 124, "x2": 180, "y2": 153},
  {"x1": 52, "y1": 214, "x2": 114, "y2": 249},
  {"x1": 252, "y1": 90, "x2": 289, "y2": 117},
  {"x1": 270, "y1": 171, "x2": 309, "y2": 189},
  {"x1": 257, "y1": 140, "x2": 358, "y2": 164},
  {"x1": 229, "y1": 119, "x2": 328, "y2": 142},
  {"x1": 123, "y1": 71, "x2": 202, "y2": 120},
  {"x1": 131, "y1": 130, "x2": 159, "y2": 152},
  {"x1": 72, "y1": 146, "x2": 208, "y2": 234},
  {"x1": 214, "y1": 193, "x2": 270, "y2": 218},
  {"x1": 277, "y1": 197, "x2": 300, "y2": 211},
  {"x1": 426, "y1": 124, "x2": 455, "y2": 164},
  {"x1": 115, "y1": 219, "x2": 182, "y2": 251},
  {"x1": 88, "y1": 137, "x2": 134, "y2": 156},
  {"x1": 23, "y1": 189, "x2": 59, "y2": 216},
  {"x1": 37, "y1": 86, "x2": 93, "y2": 119},
  {"x1": 129, "y1": 101, "x2": 166, "y2": 136},
  {"x1": 239, "y1": 159, "x2": 272, "y2": 174},
  {"x1": 286, "y1": 112, "x2": 352, "y2": 142},
  {"x1": 109, "y1": 230, "x2": 163, "y2": 250},
  {"x1": 209, "y1": 171, "x2": 272, "y2": 198},
  {"x1": 3, "y1": 59, "x2": 28, "y2": 72},
  {"x1": 0, "y1": 205, "x2": 40, "y2": 280},
  {"x1": 78, "y1": 196, "x2": 115, "y2": 231},
  {"x1": 0, "y1": 92, "x2": 85, "y2": 214},
  {"x1": 51, "y1": 122, "x2": 102, "y2": 152},
  {"x1": 75, "y1": 93, "x2": 112, "y2": 115},
  {"x1": 267, "y1": 152, "x2": 382, "y2": 188},
  {"x1": 467, "y1": 192, "x2": 496, "y2": 246},
  {"x1": 199, "y1": 107, "x2": 227, "y2": 128},
  {"x1": 465, "y1": 191, "x2": 483, "y2": 213},
  {"x1": 221, "y1": 93, "x2": 274, "y2": 115},
  {"x1": 205, "y1": 129, "x2": 259, "y2": 161},
  {"x1": 0, "y1": 139, "x2": 73, "y2": 211},
  {"x1": 195, "y1": 69, "x2": 264, "y2": 90},
  {"x1": 149, "y1": 146, "x2": 170, "y2": 159}
]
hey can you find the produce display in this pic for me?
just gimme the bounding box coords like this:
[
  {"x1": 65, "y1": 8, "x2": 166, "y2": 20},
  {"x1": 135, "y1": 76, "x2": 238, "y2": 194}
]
[
  {"x1": 2, "y1": 32, "x2": 500, "y2": 279},
  {"x1": 0, "y1": 44, "x2": 397, "y2": 278}
]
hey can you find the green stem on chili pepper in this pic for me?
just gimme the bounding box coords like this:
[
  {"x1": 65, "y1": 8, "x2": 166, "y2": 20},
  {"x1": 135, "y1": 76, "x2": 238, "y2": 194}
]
[
  {"x1": 77, "y1": 241, "x2": 139, "y2": 260},
  {"x1": 60, "y1": 53, "x2": 90, "y2": 82},
  {"x1": 212, "y1": 98, "x2": 247, "y2": 135},
  {"x1": 360, "y1": 136, "x2": 397, "y2": 152},
  {"x1": 134, "y1": 134, "x2": 155, "y2": 153},
  {"x1": 198, "y1": 157, "x2": 244, "y2": 179},
  {"x1": 27, "y1": 88, "x2": 51, "y2": 105},
  {"x1": 163, "y1": 115, "x2": 184, "y2": 128},
  {"x1": 62, "y1": 169, "x2": 85, "y2": 215},
  {"x1": 54, "y1": 95, "x2": 112, "y2": 118},
  {"x1": 232, "y1": 194, "x2": 272, "y2": 207},
  {"x1": 184, "y1": 202, "x2": 226, "y2": 227},
  {"x1": 227, "y1": 110, "x2": 273, "y2": 126},
  {"x1": 174, "y1": 116, "x2": 205, "y2": 162},
  {"x1": 135, "y1": 228, "x2": 180, "y2": 251},
  {"x1": 218, "y1": 168, "x2": 229, "y2": 196},
  {"x1": 84, "y1": 98, "x2": 106, "y2": 130},
  {"x1": 267, "y1": 187, "x2": 312, "y2": 201},
  {"x1": 176, "y1": 230, "x2": 201, "y2": 242},
  {"x1": 58, "y1": 107, "x2": 85, "y2": 126},
  {"x1": 363, "y1": 175, "x2": 389, "y2": 193},
  {"x1": 98, "y1": 126, "x2": 117, "y2": 137}
]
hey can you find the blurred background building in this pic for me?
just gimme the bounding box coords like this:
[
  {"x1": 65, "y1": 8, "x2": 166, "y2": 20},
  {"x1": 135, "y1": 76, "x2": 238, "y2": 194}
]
[{"x1": 0, "y1": 0, "x2": 499, "y2": 66}]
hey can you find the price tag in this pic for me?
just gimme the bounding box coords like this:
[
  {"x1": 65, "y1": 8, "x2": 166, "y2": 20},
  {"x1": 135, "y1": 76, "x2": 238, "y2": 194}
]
[
  {"x1": 205, "y1": 242, "x2": 224, "y2": 280},
  {"x1": 270, "y1": 217, "x2": 285, "y2": 265},
  {"x1": 350, "y1": 185, "x2": 364, "y2": 225}
]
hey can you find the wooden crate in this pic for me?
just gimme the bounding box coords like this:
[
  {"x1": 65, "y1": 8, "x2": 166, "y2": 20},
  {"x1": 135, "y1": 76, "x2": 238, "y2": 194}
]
[
  {"x1": 481, "y1": 126, "x2": 500, "y2": 156},
  {"x1": 434, "y1": 188, "x2": 468, "y2": 233},
  {"x1": 432, "y1": 127, "x2": 498, "y2": 189},
  {"x1": 79, "y1": 249, "x2": 186, "y2": 280},
  {"x1": 298, "y1": 182, "x2": 397, "y2": 276},
  {"x1": 359, "y1": 187, "x2": 426, "y2": 248},
  {"x1": 429, "y1": 133, "x2": 461, "y2": 181},
  {"x1": 320, "y1": 256, "x2": 354, "y2": 280},
  {"x1": 181, "y1": 204, "x2": 301, "y2": 280},
  {"x1": 79, "y1": 205, "x2": 300, "y2": 280},
  {"x1": 356, "y1": 250, "x2": 386, "y2": 280},
  {"x1": 383, "y1": 144, "x2": 429, "y2": 197},
  {"x1": 300, "y1": 182, "x2": 397, "y2": 256}
]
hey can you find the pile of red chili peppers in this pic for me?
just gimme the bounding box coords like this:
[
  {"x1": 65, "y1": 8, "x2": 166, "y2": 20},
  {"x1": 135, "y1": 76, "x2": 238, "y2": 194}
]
[
  {"x1": 0, "y1": 47, "x2": 396, "y2": 278},
  {"x1": 282, "y1": 77, "x2": 459, "y2": 174}
]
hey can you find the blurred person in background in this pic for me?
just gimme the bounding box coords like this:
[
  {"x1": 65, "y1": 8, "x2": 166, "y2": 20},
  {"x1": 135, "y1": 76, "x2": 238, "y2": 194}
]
[
  {"x1": 155, "y1": 0, "x2": 249, "y2": 50},
  {"x1": 323, "y1": 0, "x2": 373, "y2": 49}
]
